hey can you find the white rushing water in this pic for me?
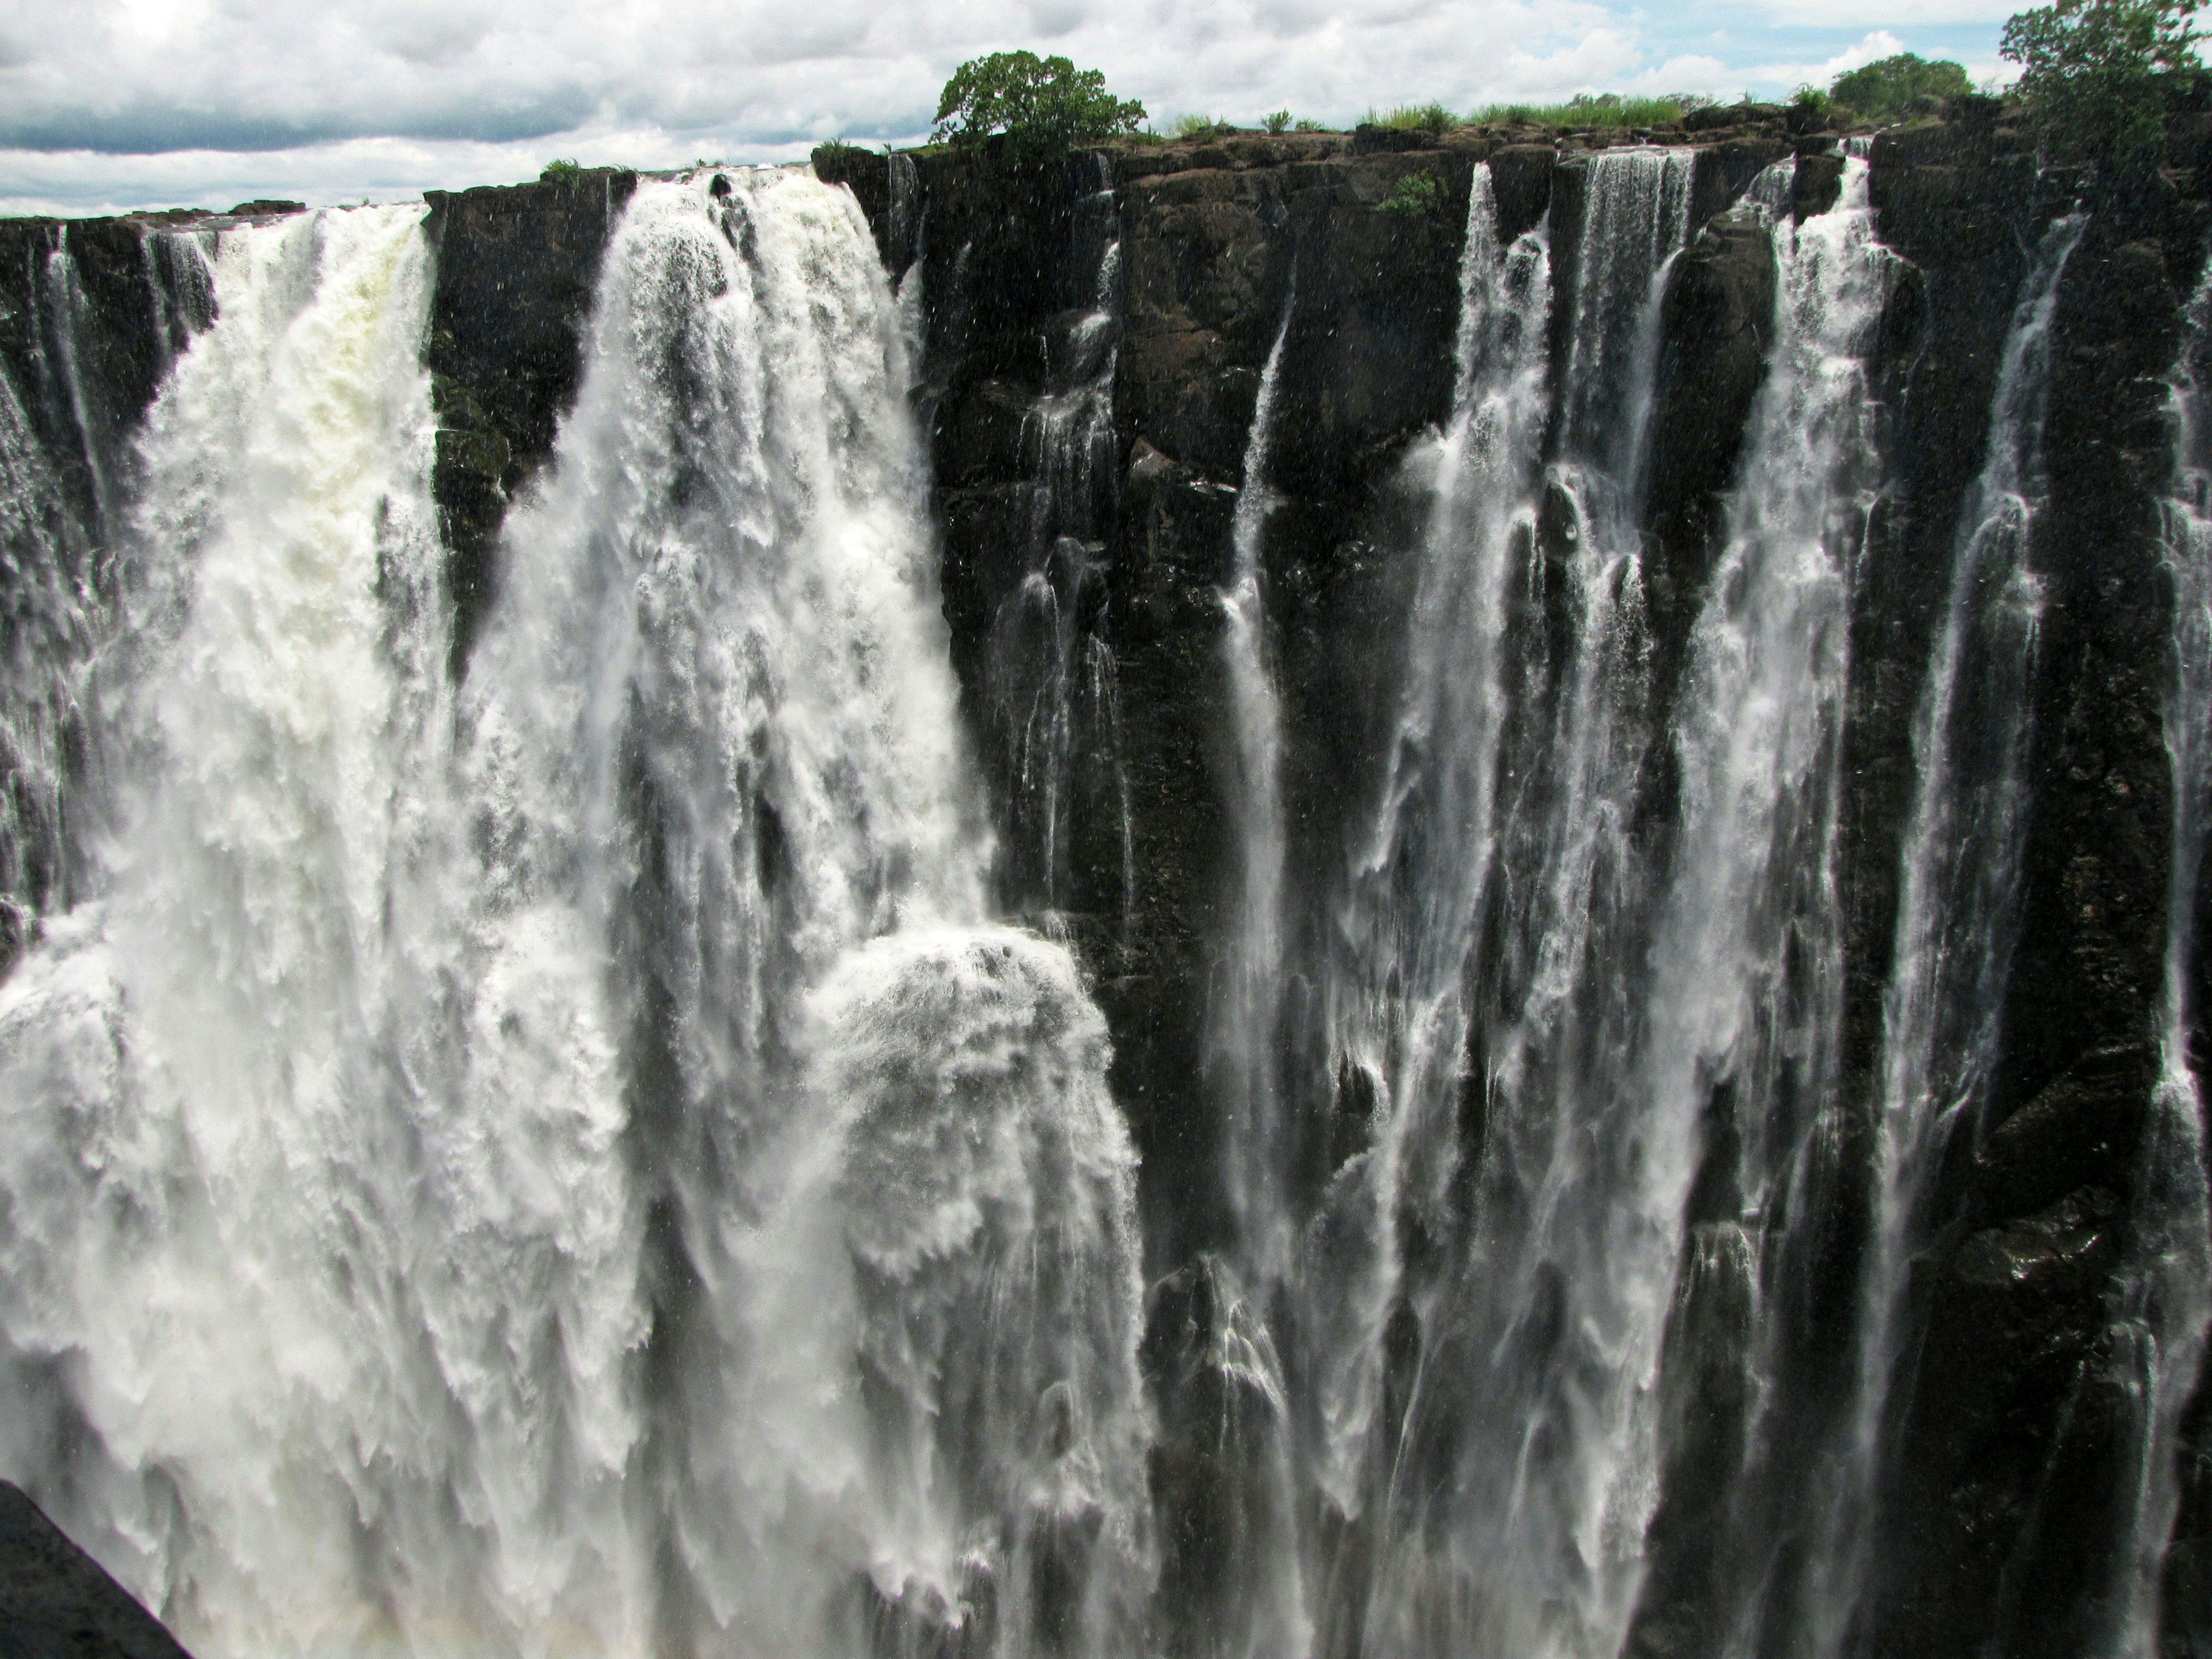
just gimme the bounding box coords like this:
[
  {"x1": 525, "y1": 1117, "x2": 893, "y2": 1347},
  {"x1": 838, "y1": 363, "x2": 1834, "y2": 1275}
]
[
  {"x1": 1215, "y1": 286, "x2": 1296, "y2": 1285},
  {"x1": 0, "y1": 172, "x2": 1147, "y2": 1659},
  {"x1": 2105, "y1": 267, "x2": 2212, "y2": 1659},
  {"x1": 1198, "y1": 283, "x2": 1312, "y2": 1659},
  {"x1": 1828, "y1": 214, "x2": 2086, "y2": 1651},
  {"x1": 1311, "y1": 150, "x2": 1710, "y2": 1659},
  {"x1": 1308, "y1": 155, "x2": 1553, "y2": 1555},
  {"x1": 7, "y1": 137, "x2": 2207, "y2": 1659},
  {"x1": 1292, "y1": 150, "x2": 1914, "y2": 1659},
  {"x1": 0, "y1": 224, "x2": 211, "y2": 966},
  {"x1": 1638, "y1": 154, "x2": 1900, "y2": 1659},
  {"x1": 987, "y1": 155, "x2": 1135, "y2": 927}
]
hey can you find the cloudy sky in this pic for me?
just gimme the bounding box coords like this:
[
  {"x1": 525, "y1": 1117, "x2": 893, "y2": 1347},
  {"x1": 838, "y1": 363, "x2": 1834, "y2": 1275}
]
[{"x1": 0, "y1": 0, "x2": 2014, "y2": 215}]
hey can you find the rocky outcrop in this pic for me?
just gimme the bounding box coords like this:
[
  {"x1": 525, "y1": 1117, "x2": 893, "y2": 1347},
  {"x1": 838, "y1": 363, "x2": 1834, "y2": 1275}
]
[
  {"x1": 832, "y1": 107, "x2": 2212, "y2": 1656},
  {"x1": 1851, "y1": 120, "x2": 2210, "y2": 1659},
  {"x1": 0, "y1": 1482, "x2": 192, "y2": 1659},
  {"x1": 423, "y1": 168, "x2": 635, "y2": 669}
]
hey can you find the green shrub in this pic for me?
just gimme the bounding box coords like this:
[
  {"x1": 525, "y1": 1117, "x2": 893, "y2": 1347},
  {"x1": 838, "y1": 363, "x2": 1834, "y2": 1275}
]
[
  {"x1": 2002, "y1": 0, "x2": 2202, "y2": 162},
  {"x1": 1262, "y1": 109, "x2": 1292, "y2": 134},
  {"x1": 1376, "y1": 171, "x2": 1450, "y2": 218},
  {"x1": 932, "y1": 50, "x2": 1146, "y2": 165},
  {"x1": 1172, "y1": 112, "x2": 1226, "y2": 139},
  {"x1": 1294, "y1": 117, "x2": 1329, "y2": 131},
  {"x1": 1792, "y1": 85, "x2": 1837, "y2": 118},
  {"x1": 539, "y1": 158, "x2": 584, "y2": 185},
  {"x1": 1829, "y1": 52, "x2": 1973, "y2": 118}
]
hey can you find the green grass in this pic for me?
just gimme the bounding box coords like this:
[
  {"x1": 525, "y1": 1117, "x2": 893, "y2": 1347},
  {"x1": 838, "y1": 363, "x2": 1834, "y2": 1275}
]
[
  {"x1": 539, "y1": 158, "x2": 584, "y2": 184},
  {"x1": 1467, "y1": 93, "x2": 1687, "y2": 128},
  {"x1": 1366, "y1": 101, "x2": 1457, "y2": 134}
]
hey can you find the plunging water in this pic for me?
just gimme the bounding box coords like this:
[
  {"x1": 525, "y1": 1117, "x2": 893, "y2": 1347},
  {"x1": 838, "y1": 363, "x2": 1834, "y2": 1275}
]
[
  {"x1": 1215, "y1": 287, "x2": 1296, "y2": 1283},
  {"x1": 987, "y1": 156, "x2": 1135, "y2": 926},
  {"x1": 0, "y1": 224, "x2": 213, "y2": 967},
  {"x1": 2105, "y1": 268, "x2": 2212, "y2": 1659},
  {"x1": 0, "y1": 173, "x2": 1145, "y2": 1659}
]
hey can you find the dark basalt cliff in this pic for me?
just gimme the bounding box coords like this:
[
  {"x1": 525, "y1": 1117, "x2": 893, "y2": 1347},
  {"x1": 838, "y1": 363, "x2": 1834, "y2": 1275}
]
[
  {"x1": 6, "y1": 98, "x2": 2212, "y2": 1656},
  {"x1": 815, "y1": 111, "x2": 2212, "y2": 1658},
  {"x1": 0, "y1": 1482, "x2": 192, "y2": 1659}
]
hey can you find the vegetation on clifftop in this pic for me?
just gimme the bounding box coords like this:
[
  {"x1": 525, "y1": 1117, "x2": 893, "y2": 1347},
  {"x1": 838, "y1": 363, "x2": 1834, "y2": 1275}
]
[
  {"x1": 1828, "y1": 54, "x2": 1975, "y2": 119},
  {"x1": 2003, "y1": 0, "x2": 2205, "y2": 161},
  {"x1": 933, "y1": 51, "x2": 1146, "y2": 165}
]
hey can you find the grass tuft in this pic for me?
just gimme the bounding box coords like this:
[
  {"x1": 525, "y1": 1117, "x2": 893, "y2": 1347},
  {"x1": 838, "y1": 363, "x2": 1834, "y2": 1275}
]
[
  {"x1": 1366, "y1": 101, "x2": 1457, "y2": 134},
  {"x1": 1468, "y1": 92, "x2": 1687, "y2": 128}
]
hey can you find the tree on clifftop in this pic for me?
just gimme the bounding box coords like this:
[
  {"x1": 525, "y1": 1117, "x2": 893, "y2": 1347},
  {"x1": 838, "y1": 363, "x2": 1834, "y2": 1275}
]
[
  {"x1": 1830, "y1": 53, "x2": 1974, "y2": 118},
  {"x1": 933, "y1": 51, "x2": 1147, "y2": 165},
  {"x1": 2002, "y1": 0, "x2": 2203, "y2": 162}
]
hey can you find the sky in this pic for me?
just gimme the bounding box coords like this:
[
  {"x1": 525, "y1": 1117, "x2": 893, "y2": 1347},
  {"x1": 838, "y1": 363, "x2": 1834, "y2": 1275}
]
[{"x1": 0, "y1": 0, "x2": 2018, "y2": 216}]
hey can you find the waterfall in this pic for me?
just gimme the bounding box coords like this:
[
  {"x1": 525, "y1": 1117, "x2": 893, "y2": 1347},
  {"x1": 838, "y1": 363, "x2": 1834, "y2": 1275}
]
[
  {"x1": 2106, "y1": 267, "x2": 2212, "y2": 1659},
  {"x1": 1828, "y1": 214, "x2": 2086, "y2": 1648},
  {"x1": 1175, "y1": 285, "x2": 1310, "y2": 1659},
  {"x1": 1310, "y1": 149, "x2": 1708, "y2": 1659},
  {"x1": 0, "y1": 199, "x2": 457, "y2": 1650},
  {"x1": 7, "y1": 125, "x2": 2208, "y2": 1659},
  {"x1": 0, "y1": 362, "x2": 96, "y2": 964},
  {"x1": 1623, "y1": 154, "x2": 1901, "y2": 1659},
  {"x1": 1301, "y1": 147, "x2": 1909, "y2": 1659},
  {"x1": 0, "y1": 171, "x2": 1147, "y2": 1659},
  {"x1": 1308, "y1": 158, "x2": 1551, "y2": 1558},
  {"x1": 0, "y1": 224, "x2": 213, "y2": 969},
  {"x1": 1215, "y1": 287, "x2": 1295, "y2": 1281},
  {"x1": 987, "y1": 156, "x2": 1136, "y2": 929}
]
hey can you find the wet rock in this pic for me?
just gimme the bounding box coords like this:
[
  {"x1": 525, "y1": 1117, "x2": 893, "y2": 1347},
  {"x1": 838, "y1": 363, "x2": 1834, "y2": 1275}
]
[
  {"x1": 0, "y1": 1482, "x2": 192, "y2": 1659},
  {"x1": 1142, "y1": 1258, "x2": 1301, "y2": 1659},
  {"x1": 1792, "y1": 150, "x2": 1846, "y2": 220},
  {"x1": 1644, "y1": 206, "x2": 1777, "y2": 688},
  {"x1": 423, "y1": 168, "x2": 637, "y2": 673}
]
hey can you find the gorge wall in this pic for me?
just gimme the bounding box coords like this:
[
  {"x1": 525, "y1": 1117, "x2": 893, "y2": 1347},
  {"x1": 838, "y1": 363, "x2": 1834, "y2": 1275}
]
[{"x1": 1, "y1": 96, "x2": 2210, "y2": 1659}]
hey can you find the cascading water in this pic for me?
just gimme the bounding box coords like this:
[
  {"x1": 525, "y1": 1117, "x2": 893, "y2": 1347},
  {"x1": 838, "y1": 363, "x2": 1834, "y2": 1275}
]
[
  {"x1": 1554, "y1": 148, "x2": 1694, "y2": 557},
  {"x1": 1621, "y1": 155, "x2": 1901, "y2": 1659},
  {"x1": 1298, "y1": 147, "x2": 1907, "y2": 1659},
  {"x1": 0, "y1": 200, "x2": 461, "y2": 1650},
  {"x1": 1302, "y1": 165, "x2": 1552, "y2": 1614},
  {"x1": 0, "y1": 171, "x2": 1148, "y2": 1659},
  {"x1": 1173, "y1": 285, "x2": 1312, "y2": 1659},
  {"x1": 987, "y1": 156, "x2": 1136, "y2": 929},
  {"x1": 4, "y1": 126, "x2": 2207, "y2": 1659},
  {"x1": 1809, "y1": 211, "x2": 2086, "y2": 1656},
  {"x1": 2105, "y1": 267, "x2": 2212, "y2": 1659},
  {"x1": 0, "y1": 224, "x2": 213, "y2": 967},
  {"x1": 1215, "y1": 287, "x2": 1295, "y2": 1281},
  {"x1": 1307, "y1": 150, "x2": 1715, "y2": 1659}
]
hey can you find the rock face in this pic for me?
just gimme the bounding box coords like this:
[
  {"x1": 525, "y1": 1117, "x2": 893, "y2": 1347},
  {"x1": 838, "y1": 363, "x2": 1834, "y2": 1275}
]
[
  {"x1": 820, "y1": 112, "x2": 2212, "y2": 1656},
  {"x1": 423, "y1": 168, "x2": 638, "y2": 669},
  {"x1": 0, "y1": 1482, "x2": 192, "y2": 1659}
]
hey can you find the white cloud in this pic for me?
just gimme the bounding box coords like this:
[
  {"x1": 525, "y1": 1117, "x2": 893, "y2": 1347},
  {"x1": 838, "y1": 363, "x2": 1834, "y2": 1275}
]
[
  {"x1": 0, "y1": 0, "x2": 2008, "y2": 212},
  {"x1": 1754, "y1": 0, "x2": 2014, "y2": 22},
  {"x1": 1736, "y1": 26, "x2": 1908, "y2": 92}
]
